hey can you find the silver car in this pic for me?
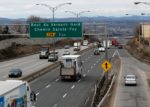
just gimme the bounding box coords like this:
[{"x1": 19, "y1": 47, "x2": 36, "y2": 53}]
[
  {"x1": 63, "y1": 51, "x2": 70, "y2": 56},
  {"x1": 124, "y1": 75, "x2": 137, "y2": 86}
]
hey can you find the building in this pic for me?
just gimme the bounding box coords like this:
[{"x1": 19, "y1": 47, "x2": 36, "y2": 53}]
[{"x1": 140, "y1": 22, "x2": 150, "y2": 39}]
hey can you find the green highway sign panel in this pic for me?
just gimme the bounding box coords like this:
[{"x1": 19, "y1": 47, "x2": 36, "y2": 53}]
[{"x1": 29, "y1": 22, "x2": 82, "y2": 38}]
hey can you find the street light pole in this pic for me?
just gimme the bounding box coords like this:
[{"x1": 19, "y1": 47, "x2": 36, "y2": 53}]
[
  {"x1": 36, "y1": 3, "x2": 72, "y2": 22},
  {"x1": 36, "y1": 3, "x2": 72, "y2": 58},
  {"x1": 65, "y1": 10, "x2": 90, "y2": 21},
  {"x1": 125, "y1": 13, "x2": 142, "y2": 44}
]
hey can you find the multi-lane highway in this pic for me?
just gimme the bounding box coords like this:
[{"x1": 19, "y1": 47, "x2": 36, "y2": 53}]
[
  {"x1": 30, "y1": 47, "x2": 116, "y2": 107},
  {"x1": 0, "y1": 46, "x2": 87, "y2": 80},
  {"x1": 113, "y1": 49, "x2": 150, "y2": 107}
]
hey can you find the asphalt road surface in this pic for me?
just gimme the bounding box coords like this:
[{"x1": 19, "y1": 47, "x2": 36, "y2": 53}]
[
  {"x1": 0, "y1": 46, "x2": 87, "y2": 80},
  {"x1": 113, "y1": 49, "x2": 150, "y2": 107},
  {"x1": 30, "y1": 47, "x2": 116, "y2": 107}
]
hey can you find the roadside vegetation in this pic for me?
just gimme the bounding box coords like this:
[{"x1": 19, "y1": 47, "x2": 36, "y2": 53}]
[
  {"x1": 0, "y1": 39, "x2": 78, "y2": 61},
  {"x1": 126, "y1": 36, "x2": 150, "y2": 61}
]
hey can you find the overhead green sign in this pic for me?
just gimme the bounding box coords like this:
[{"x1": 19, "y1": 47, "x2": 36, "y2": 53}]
[{"x1": 29, "y1": 22, "x2": 82, "y2": 38}]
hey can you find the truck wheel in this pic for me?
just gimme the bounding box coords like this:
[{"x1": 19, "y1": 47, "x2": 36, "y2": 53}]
[{"x1": 79, "y1": 74, "x2": 82, "y2": 78}]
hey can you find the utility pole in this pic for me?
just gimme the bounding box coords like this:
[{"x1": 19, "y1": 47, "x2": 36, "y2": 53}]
[{"x1": 104, "y1": 24, "x2": 109, "y2": 84}]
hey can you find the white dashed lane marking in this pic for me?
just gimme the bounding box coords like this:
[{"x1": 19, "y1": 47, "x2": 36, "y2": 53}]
[
  {"x1": 71, "y1": 85, "x2": 75, "y2": 89},
  {"x1": 63, "y1": 93, "x2": 67, "y2": 98},
  {"x1": 78, "y1": 79, "x2": 81, "y2": 82},
  {"x1": 53, "y1": 104, "x2": 58, "y2": 107},
  {"x1": 83, "y1": 74, "x2": 86, "y2": 77},
  {"x1": 36, "y1": 92, "x2": 39, "y2": 96},
  {"x1": 45, "y1": 84, "x2": 51, "y2": 88},
  {"x1": 55, "y1": 79, "x2": 59, "y2": 82}
]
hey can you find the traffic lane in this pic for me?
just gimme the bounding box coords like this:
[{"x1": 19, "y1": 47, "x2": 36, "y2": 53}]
[
  {"x1": 30, "y1": 46, "x2": 94, "y2": 91},
  {"x1": 56, "y1": 49, "x2": 116, "y2": 107},
  {"x1": 30, "y1": 48, "x2": 101, "y2": 93},
  {"x1": 33, "y1": 53, "x2": 105, "y2": 107},
  {"x1": 30, "y1": 48, "x2": 104, "y2": 107},
  {"x1": 56, "y1": 57, "x2": 106, "y2": 107},
  {"x1": 58, "y1": 46, "x2": 88, "y2": 61},
  {"x1": 31, "y1": 49, "x2": 116, "y2": 107},
  {"x1": 113, "y1": 57, "x2": 150, "y2": 107}
]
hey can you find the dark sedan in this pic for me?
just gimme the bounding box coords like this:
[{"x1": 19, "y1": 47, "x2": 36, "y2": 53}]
[
  {"x1": 48, "y1": 54, "x2": 58, "y2": 62},
  {"x1": 94, "y1": 49, "x2": 100, "y2": 55},
  {"x1": 8, "y1": 69, "x2": 22, "y2": 78}
]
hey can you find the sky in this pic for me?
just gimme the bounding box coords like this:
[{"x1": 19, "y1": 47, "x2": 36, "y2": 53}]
[{"x1": 0, "y1": 0, "x2": 150, "y2": 19}]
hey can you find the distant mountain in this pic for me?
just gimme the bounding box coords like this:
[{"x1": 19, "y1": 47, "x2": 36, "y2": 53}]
[
  {"x1": 0, "y1": 18, "x2": 26, "y2": 24},
  {"x1": 0, "y1": 16, "x2": 150, "y2": 24}
]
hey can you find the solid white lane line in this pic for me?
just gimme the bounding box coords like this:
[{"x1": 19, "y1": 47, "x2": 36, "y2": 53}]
[
  {"x1": 83, "y1": 74, "x2": 86, "y2": 77},
  {"x1": 36, "y1": 92, "x2": 39, "y2": 96},
  {"x1": 71, "y1": 85, "x2": 75, "y2": 89},
  {"x1": 53, "y1": 104, "x2": 58, "y2": 107},
  {"x1": 55, "y1": 79, "x2": 59, "y2": 82},
  {"x1": 45, "y1": 84, "x2": 51, "y2": 88},
  {"x1": 63, "y1": 93, "x2": 67, "y2": 98}
]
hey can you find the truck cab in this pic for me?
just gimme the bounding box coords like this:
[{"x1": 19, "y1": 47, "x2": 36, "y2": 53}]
[
  {"x1": 39, "y1": 47, "x2": 49, "y2": 59},
  {"x1": 82, "y1": 40, "x2": 88, "y2": 46},
  {"x1": 73, "y1": 42, "x2": 81, "y2": 51},
  {"x1": 60, "y1": 55, "x2": 82, "y2": 81}
]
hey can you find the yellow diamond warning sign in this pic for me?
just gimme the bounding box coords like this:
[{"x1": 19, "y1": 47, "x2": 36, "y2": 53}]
[{"x1": 101, "y1": 60, "x2": 112, "y2": 72}]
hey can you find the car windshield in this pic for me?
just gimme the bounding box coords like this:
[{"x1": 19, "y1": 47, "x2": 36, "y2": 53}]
[
  {"x1": 41, "y1": 48, "x2": 48, "y2": 51},
  {"x1": 10, "y1": 69, "x2": 21, "y2": 72},
  {"x1": 126, "y1": 75, "x2": 136, "y2": 79},
  {"x1": 49, "y1": 54, "x2": 55, "y2": 57}
]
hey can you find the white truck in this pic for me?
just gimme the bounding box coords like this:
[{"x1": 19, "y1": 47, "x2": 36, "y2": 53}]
[
  {"x1": 73, "y1": 42, "x2": 81, "y2": 51},
  {"x1": 82, "y1": 40, "x2": 88, "y2": 46},
  {"x1": 60, "y1": 55, "x2": 82, "y2": 80},
  {"x1": 103, "y1": 40, "x2": 111, "y2": 49},
  {"x1": 0, "y1": 80, "x2": 35, "y2": 107}
]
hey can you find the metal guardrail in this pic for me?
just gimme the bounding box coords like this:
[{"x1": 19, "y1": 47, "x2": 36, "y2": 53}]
[{"x1": 97, "y1": 74, "x2": 115, "y2": 107}]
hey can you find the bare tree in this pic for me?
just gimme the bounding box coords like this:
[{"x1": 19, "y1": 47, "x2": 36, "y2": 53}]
[
  {"x1": 27, "y1": 15, "x2": 42, "y2": 23},
  {"x1": 13, "y1": 20, "x2": 23, "y2": 33}
]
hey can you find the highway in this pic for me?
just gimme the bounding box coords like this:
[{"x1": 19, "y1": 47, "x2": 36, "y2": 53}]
[
  {"x1": 113, "y1": 49, "x2": 150, "y2": 107},
  {"x1": 0, "y1": 46, "x2": 87, "y2": 80},
  {"x1": 30, "y1": 47, "x2": 116, "y2": 107}
]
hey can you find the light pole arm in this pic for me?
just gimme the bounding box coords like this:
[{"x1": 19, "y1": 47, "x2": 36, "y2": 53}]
[
  {"x1": 65, "y1": 11, "x2": 78, "y2": 17},
  {"x1": 78, "y1": 11, "x2": 90, "y2": 16},
  {"x1": 134, "y1": 2, "x2": 150, "y2": 5},
  {"x1": 54, "y1": 3, "x2": 72, "y2": 11},
  {"x1": 36, "y1": 3, "x2": 53, "y2": 11},
  {"x1": 141, "y1": 13, "x2": 150, "y2": 15}
]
